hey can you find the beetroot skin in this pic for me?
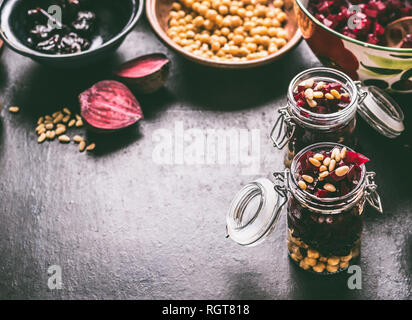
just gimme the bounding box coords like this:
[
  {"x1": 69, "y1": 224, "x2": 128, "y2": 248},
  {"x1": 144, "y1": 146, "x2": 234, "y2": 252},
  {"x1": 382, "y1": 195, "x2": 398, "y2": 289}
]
[
  {"x1": 114, "y1": 53, "x2": 170, "y2": 94},
  {"x1": 79, "y1": 80, "x2": 143, "y2": 131}
]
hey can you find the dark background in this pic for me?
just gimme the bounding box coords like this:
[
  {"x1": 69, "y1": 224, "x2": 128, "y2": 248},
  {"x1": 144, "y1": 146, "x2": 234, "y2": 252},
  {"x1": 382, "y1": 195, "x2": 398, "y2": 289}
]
[{"x1": 0, "y1": 16, "x2": 411, "y2": 300}]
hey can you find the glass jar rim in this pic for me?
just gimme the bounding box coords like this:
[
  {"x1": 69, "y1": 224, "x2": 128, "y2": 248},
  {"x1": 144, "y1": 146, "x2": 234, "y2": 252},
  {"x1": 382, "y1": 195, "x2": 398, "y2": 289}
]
[
  {"x1": 287, "y1": 67, "x2": 359, "y2": 124},
  {"x1": 290, "y1": 142, "x2": 366, "y2": 205}
]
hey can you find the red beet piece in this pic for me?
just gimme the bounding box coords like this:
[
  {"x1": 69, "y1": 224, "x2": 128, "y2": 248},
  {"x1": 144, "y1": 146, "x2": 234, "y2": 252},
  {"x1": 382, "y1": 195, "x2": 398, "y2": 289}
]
[
  {"x1": 79, "y1": 80, "x2": 143, "y2": 131},
  {"x1": 345, "y1": 151, "x2": 370, "y2": 166},
  {"x1": 114, "y1": 53, "x2": 170, "y2": 94},
  {"x1": 315, "y1": 189, "x2": 330, "y2": 198}
]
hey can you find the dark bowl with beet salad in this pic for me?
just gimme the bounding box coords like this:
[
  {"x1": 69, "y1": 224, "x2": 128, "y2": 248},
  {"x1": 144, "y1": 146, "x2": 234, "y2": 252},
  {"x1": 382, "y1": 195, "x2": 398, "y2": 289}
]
[
  {"x1": 286, "y1": 143, "x2": 371, "y2": 274},
  {"x1": 0, "y1": 0, "x2": 143, "y2": 67}
]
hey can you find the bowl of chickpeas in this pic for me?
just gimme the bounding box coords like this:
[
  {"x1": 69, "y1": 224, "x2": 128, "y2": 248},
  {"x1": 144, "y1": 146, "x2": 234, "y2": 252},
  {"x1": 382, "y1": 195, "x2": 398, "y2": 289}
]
[{"x1": 146, "y1": 0, "x2": 302, "y2": 68}]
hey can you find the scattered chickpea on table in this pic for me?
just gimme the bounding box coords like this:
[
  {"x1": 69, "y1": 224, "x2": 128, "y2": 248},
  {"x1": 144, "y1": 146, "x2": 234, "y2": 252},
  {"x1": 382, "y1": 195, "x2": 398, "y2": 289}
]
[{"x1": 167, "y1": 0, "x2": 289, "y2": 61}]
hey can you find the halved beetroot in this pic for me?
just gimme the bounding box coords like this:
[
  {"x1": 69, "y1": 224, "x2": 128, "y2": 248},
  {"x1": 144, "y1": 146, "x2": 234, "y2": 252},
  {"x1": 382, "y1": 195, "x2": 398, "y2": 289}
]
[
  {"x1": 345, "y1": 151, "x2": 370, "y2": 166},
  {"x1": 79, "y1": 80, "x2": 143, "y2": 131},
  {"x1": 114, "y1": 53, "x2": 170, "y2": 94}
]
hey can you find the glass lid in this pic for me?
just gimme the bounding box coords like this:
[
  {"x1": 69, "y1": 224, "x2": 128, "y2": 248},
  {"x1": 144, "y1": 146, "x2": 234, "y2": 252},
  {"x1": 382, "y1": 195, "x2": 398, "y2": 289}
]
[
  {"x1": 226, "y1": 178, "x2": 285, "y2": 246},
  {"x1": 358, "y1": 86, "x2": 405, "y2": 138}
]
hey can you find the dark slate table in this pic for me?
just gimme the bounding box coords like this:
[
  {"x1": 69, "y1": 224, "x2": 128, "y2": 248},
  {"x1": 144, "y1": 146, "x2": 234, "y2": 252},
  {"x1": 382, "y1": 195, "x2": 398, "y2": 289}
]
[{"x1": 0, "y1": 17, "x2": 411, "y2": 300}]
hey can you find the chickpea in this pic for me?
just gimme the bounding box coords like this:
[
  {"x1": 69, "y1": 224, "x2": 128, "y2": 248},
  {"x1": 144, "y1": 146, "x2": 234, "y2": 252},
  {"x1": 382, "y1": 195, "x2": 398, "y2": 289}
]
[
  {"x1": 185, "y1": 15, "x2": 193, "y2": 22},
  {"x1": 206, "y1": 9, "x2": 218, "y2": 20},
  {"x1": 201, "y1": 1, "x2": 211, "y2": 8},
  {"x1": 245, "y1": 10, "x2": 254, "y2": 18},
  {"x1": 177, "y1": 10, "x2": 186, "y2": 18},
  {"x1": 277, "y1": 11, "x2": 287, "y2": 23},
  {"x1": 211, "y1": 41, "x2": 221, "y2": 51},
  {"x1": 253, "y1": 34, "x2": 261, "y2": 43},
  {"x1": 221, "y1": 27, "x2": 230, "y2": 36},
  {"x1": 271, "y1": 18, "x2": 281, "y2": 27},
  {"x1": 273, "y1": 0, "x2": 284, "y2": 8},
  {"x1": 178, "y1": 18, "x2": 186, "y2": 25},
  {"x1": 222, "y1": 17, "x2": 232, "y2": 27},
  {"x1": 204, "y1": 19, "x2": 215, "y2": 30},
  {"x1": 254, "y1": 5, "x2": 267, "y2": 17},
  {"x1": 246, "y1": 5, "x2": 254, "y2": 11},
  {"x1": 170, "y1": 18, "x2": 179, "y2": 26},
  {"x1": 266, "y1": 9, "x2": 277, "y2": 18},
  {"x1": 234, "y1": 26, "x2": 244, "y2": 35},
  {"x1": 170, "y1": 11, "x2": 179, "y2": 19},
  {"x1": 268, "y1": 27, "x2": 277, "y2": 37},
  {"x1": 193, "y1": 16, "x2": 205, "y2": 27},
  {"x1": 222, "y1": 0, "x2": 231, "y2": 6},
  {"x1": 192, "y1": 2, "x2": 200, "y2": 11},
  {"x1": 230, "y1": 6, "x2": 239, "y2": 15},
  {"x1": 172, "y1": 3, "x2": 182, "y2": 11},
  {"x1": 239, "y1": 46, "x2": 250, "y2": 56},
  {"x1": 198, "y1": 5, "x2": 208, "y2": 15},
  {"x1": 229, "y1": 45, "x2": 240, "y2": 55},
  {"x1": 260, "y1": 35, "x2": 270, "y2": 46},
  {"x1": 185, "y1": 0, "x2": 195, "y2": 7},
  {"x1": 233, "y1": 34, "x2": 244, "y2": 45},
  {"x1": 244, "y1": 36, "x2": 253, "y2": 43},
  {"x1": 262, "y1": 18, "x2": 271, "y2": 27},
  {"x1": 227, "y1": 32, "x2": 234, "y2": 40},
  {"x1": 237, "y1": 8, "x2": 246, "y2": 17},
  {"x1": 219, "y1": 36, "x2": 228, "y2": 45},
  {"x1": 258, "y1": 26, "x2": 268, "y2": 35},
  {"x1": 230, "y1": 15, "x2": 242, "y2": 28},
  {"x1": 277, "y1": 28, "x2": 288, "y2": 39},
  {"x1": 186, "y1": 30, "x2": 196, "y2": 38},
  {"x1": 243, "y1": 20, "x2": 254, "y2": 31},
  {"x1": 216, "y1": 49, "x2": 225, "y2": 57},
  {"x1": 218, "y1": 5, "x2": 229, "y2": 15},
  {"x1": 215, "y1": 14, "x2": 224, "y2": 26},
  {"x1": 246, "y1": 42, "x2": 257, "y2": 52}
]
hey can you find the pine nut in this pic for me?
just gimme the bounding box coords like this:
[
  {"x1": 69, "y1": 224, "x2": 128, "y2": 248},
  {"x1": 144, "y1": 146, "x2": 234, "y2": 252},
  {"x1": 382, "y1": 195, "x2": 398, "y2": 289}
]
[
  {"x1": 37, "y1": 117, "x2": 44, "y2": 125},
  {"x1": 63, "y1": 108, "x2": 71, "y2": 115},
  {"x1": 341, "y1": 93, "x2": 349, "y2": 98},
  {"x1": 306, "y1": 98, "x2": 317, "y2": 108},
  {"x1": 75, "y1": 119, "x2": 84, "y2": 127},
  {"x1": 314, "y1": 81, "x2": 325, "y2": 90},
  {"x1": 329, "y1": 159, "x2": 336, "y2": 171},
  {"x1": 62, "y1": 115, "x2": 70, "y2": 123},
  {"x1": 335, "y1": 165, "x2": 349, "y2": 177},
  {"x1": 8, "y1": 106, "x2": 19, "y2": 113},
  {"x1": 38, "y1": 133, "x2": 46, "y2": 143},
  {"x1": 79, "y1": 140, "x2": 86, "y2": 152},
  {"x1": 37, "y1": 127, "x2": 46, "y2": 135},
  {"x1": 75, "y1": 114, "x2": 82, "y2": 121},
  {"x1": 86, "y1": 143, "x2": 96, "y2": 151},
  {"x1": 314, "y1": 153, "x2": 324, "y2": 161},
  {"x1": 53, "y1": 113, "x2": 64, "y2": 124},
  {"x1": 58, "y1": 135, "x2": 70, "y2": 143},
  {"x1": 304, "y1": 79, "x2": 314, "y2": 88},
  {"x1": 298, "y1": 180, "x2": 307, "y2": 190},
  {"x1": 309, "y1": 157, "x2": 321, "y2": 167},
  {"x1": 313, "y1": 91, "x2": 324, "y2": 99},
  {"x1": 340, "y1": 147, "x2": 347, "y2": 159},
  {"x1": 331, "y1": 148, "x2": 340, "y2": 160},
  {"x1": 68, "y1": 119, "x2": 76, "y2": 127},
  {"x1": 45, "y1": 115, "x2": 53, "y2": 121},
  {"x1": 52, "y1": 111, "x2": 61, "y2": 118},
  {"x1": 302, "y1": 175, "x2": 314, "y2": 183},
  {"x1": 56, "y1": 123, "x2": 66, "y2": 128},
  {"x1": 46, "y1": 130, "x2": 56, "y2": 140},
  {"x1": 36, "y1": 124, "x2": 45, "y2": 132},
  {"x1": 55, "y1": 126, "x2": 66, "y2": 136},
  {"x1": 324, "y1": 183, "x2": 336, "y2": 192},
  {"x1": 325, "y1": 93, "x2": 334, "y2": 100},
  {"x1": 45, "y1": 123, "x2": 54, "y2": 130},
  {"x1": 319, "y1": 171, "x2": 329, "y2": 179},
  {"x1": 330, "y1": 89, "x2": 341, "y2": 99},
  {"x1": 323, "y1": 157, "x2": 331, "y2": 166},
  {"x1": 327, "y1": 256, "x2": 340, "y2": 266},
  {"x1": 73, "y1": 135, "x2": 83, "y2": 143},
  {"x1": 304, "y1": 88, "x2": 314, "y2": 100},
  {"x1": 319, "y1": 165, "x2": 327, "y2": 172}
]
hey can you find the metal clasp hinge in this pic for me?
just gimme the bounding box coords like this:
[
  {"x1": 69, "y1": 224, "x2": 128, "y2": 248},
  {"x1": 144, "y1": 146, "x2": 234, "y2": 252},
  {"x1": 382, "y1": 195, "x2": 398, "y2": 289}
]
[
  {"x1": 365, "y1": 171, "x2": 383, "y2": 214},
  {"x1": 270, "y1": 106, "x2": 296, "y2": 149},
  {"x1": 354, "y1": 81, "x2": 368, "y2": 104}
]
